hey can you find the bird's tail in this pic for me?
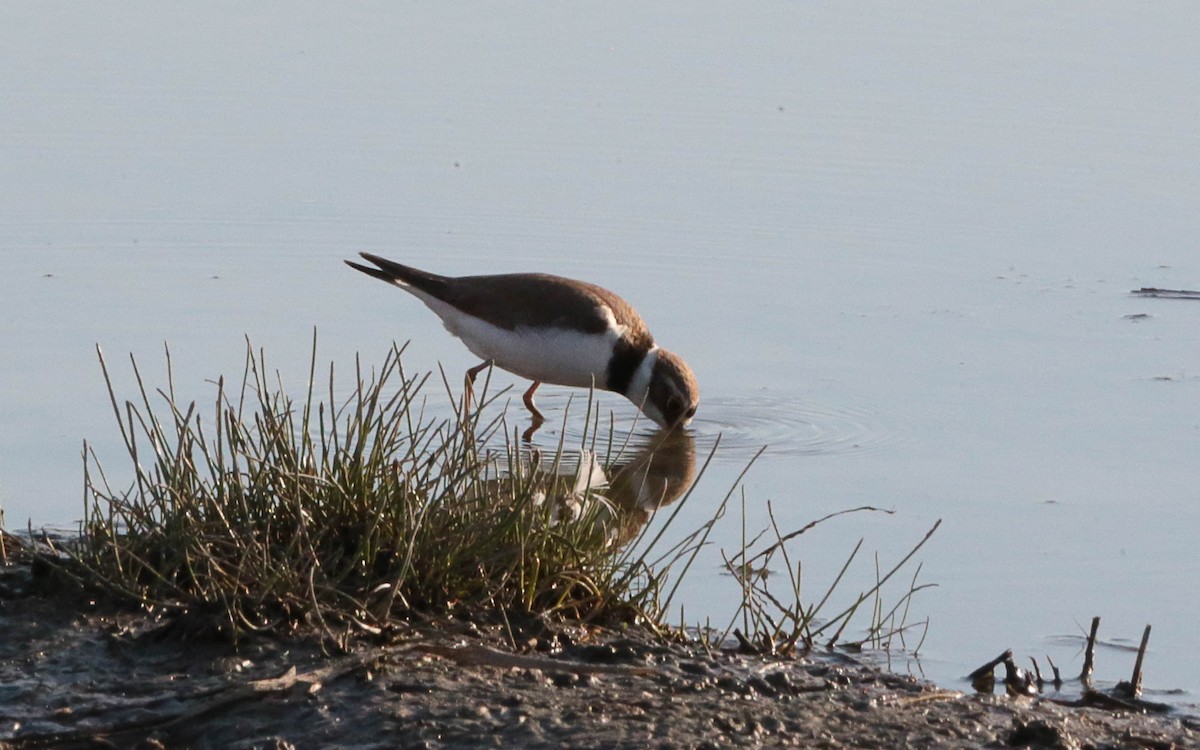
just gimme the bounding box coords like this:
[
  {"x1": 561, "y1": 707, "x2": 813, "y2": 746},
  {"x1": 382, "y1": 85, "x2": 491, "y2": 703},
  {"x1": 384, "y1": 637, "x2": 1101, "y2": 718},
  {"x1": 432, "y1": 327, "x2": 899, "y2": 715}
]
[{"x1": 344, "y1": 253, "x2": 452, "y2": 298}]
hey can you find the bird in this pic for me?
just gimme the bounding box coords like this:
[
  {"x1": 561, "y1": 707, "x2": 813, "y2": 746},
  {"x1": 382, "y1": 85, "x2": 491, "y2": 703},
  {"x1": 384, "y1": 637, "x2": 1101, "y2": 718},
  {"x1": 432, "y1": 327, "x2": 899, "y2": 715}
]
[{"x1": 345, "y1": 252, "x2": 699, "y2": 435}]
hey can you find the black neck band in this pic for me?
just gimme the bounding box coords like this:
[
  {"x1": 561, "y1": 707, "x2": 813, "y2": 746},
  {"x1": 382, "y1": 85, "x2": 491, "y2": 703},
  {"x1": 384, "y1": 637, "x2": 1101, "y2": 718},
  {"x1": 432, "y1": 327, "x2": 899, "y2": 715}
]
[{"x1": 606, "y1": 340, "x2": 648, "y2": 396}]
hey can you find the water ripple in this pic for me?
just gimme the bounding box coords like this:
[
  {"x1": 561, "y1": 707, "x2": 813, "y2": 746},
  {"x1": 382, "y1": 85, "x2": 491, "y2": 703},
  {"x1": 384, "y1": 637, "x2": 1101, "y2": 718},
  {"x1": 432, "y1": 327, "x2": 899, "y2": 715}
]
[
  {"x1": 688, "y1": 394, "x2": 910, "y2": 462},
  {"x1": 499, "y1": 392, "x2": 909, "y2": 465}
]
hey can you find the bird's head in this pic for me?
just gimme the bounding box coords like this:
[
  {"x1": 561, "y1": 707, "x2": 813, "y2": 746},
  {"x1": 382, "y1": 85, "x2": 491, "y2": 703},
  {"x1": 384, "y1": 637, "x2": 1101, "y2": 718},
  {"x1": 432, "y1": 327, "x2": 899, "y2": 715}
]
[{"x1": 639, "y1": 349, "x2": 699, "y2": 429}]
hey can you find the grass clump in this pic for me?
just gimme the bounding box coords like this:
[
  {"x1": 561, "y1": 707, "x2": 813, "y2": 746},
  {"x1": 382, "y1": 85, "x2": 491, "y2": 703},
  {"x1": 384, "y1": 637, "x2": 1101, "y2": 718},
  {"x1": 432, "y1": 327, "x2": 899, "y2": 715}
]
[{"x1": 70, "y1": 337, "x2": 673, "y2": 640}]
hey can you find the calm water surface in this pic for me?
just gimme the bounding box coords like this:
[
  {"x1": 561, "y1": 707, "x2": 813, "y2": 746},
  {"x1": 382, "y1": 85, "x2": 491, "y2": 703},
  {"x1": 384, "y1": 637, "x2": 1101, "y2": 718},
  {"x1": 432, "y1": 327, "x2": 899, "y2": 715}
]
[{"x1": 2, "y1": 4, "x2": 1198, "y2": 704}]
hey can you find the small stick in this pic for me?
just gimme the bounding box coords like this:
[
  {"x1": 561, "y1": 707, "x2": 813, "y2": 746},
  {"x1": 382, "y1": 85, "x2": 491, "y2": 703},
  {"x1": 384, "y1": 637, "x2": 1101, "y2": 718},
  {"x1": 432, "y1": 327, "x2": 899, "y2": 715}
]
[
  {"x1": 732, "y1": 628, "x2": 759, "y2": 654},
  {"x1": 968, "y1": 650, "x2": 1010, "y2": 680},
  {"x1": 1131, "y1": 287, "x2": 1200, "y2": 299},
  {"x1": 1130, "y1": 624, "x2": 1152, "y2": 699},
  {"x1": 968, "y1": 650, "x2": 1010, "y2": 692},
  {"x1": 416, "y1": 643, "x2": 655, "y2": 677},
  {"x1": 1080, "y1": 616, "x2": 1100, "y2": 684},
  {"x1": 1003, "y1": 653, "x2": 1036, "y2": 696},
  {"x1": 1045, "y1": 655, "x2": 1063, "y2": 689}
]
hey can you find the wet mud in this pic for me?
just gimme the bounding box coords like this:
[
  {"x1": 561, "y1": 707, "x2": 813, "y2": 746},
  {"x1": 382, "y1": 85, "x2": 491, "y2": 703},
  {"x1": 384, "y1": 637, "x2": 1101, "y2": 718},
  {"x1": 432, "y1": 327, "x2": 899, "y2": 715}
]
[{"x1": 2, "y1": 561, "x2": 1197, "y2": 750}]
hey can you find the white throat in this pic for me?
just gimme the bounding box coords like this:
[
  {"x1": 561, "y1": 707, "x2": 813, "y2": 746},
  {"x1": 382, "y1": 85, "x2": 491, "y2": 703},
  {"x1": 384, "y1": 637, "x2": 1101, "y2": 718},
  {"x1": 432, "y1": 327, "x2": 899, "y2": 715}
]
[{"x1": 626, "y1": 346, "x2": 660, "y2": 404}]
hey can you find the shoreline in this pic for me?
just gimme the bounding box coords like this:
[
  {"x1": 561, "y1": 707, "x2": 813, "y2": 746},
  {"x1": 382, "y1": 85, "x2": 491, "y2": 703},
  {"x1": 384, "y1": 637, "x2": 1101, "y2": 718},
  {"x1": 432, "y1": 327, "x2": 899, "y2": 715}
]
[{"x1": 2, "y1": 562, "x2": 1197, "y2": 750}]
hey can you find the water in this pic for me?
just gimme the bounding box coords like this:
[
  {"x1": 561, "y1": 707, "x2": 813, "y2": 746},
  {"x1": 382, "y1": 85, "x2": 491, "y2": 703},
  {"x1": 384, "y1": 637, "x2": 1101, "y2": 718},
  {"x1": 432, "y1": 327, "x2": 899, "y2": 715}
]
[{"x1": 3, "y1": 3, "x2": 1198, "y2": 705}]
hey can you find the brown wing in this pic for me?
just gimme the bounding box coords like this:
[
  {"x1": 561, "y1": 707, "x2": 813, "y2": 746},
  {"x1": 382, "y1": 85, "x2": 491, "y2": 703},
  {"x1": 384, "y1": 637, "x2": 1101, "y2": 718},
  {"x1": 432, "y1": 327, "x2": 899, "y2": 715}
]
[{"x1": 443, "y1": 273, "x2": 655, "y2": 348}]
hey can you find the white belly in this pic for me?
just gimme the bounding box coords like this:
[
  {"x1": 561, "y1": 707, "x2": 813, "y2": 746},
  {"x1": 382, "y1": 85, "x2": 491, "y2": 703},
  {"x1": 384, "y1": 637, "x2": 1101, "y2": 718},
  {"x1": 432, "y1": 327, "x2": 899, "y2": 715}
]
[{"x1": 415, "y1": 293, "x2": 618, "y2": 388}]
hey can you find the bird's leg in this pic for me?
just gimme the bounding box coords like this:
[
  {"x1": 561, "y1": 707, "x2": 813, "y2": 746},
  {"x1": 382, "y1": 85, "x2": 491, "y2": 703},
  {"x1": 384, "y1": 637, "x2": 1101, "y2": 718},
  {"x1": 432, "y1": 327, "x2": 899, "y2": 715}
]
[
  {"x1": 464, "y1": 360, "x2": 491, "y2": 408},
  {"x1": 521, "y1": 381, "x2": 545, "y2": 442},
  {"x1": 522, "y1": 381, "x2": 545, "y2": 422}
]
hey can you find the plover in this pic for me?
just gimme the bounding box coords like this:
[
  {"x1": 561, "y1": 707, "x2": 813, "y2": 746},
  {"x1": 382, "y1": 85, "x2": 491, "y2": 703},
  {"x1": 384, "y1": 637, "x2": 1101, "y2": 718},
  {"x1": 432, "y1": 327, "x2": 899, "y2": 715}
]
[{"x1": 345, "y1": 252, "x2": 699, "y2": 432}]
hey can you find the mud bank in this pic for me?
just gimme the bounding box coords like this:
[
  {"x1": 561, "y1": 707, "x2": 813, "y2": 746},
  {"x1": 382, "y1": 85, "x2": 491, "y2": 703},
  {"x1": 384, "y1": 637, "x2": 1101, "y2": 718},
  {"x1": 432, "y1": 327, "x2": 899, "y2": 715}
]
[{"x1": 2, "y1": 565, "x2": 1198, "y2": 749}]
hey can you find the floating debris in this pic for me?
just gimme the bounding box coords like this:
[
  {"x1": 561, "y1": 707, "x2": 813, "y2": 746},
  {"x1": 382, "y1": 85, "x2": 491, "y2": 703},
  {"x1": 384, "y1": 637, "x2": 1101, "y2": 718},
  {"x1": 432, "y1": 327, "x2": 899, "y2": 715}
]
[{"x1": 1130, "y1": 287, "x2": 1200, "y2": 300}]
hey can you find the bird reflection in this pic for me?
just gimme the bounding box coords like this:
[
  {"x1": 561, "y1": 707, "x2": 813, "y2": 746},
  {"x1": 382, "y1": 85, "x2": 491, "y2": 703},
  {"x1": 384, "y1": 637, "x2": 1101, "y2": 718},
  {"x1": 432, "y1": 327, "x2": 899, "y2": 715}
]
[
  {"x1": 481, "y1": 427, "x2": 697, "y2": 548},
  {"x1": 602, "y1": 427, "x2": 696, "y2": 546}
]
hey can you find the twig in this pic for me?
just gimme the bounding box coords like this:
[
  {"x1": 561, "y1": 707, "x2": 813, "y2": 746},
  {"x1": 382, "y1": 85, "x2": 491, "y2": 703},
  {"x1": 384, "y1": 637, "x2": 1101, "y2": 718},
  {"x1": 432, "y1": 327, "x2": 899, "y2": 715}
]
[
  {"x1": 1130, "y1": 624, "x2": 1151, "y2": 699},
  {"x1": 887, "y1": 690, "x2": 963, "y2": 707},
  {"x1": 1131, "y1": 287, "x2": 1200, "y2": 299},
  {"x1": 731, "y1": 628, "x2": 759, "y2": 654},
  {"x1": 1080, "y1": 616, "x2": 1100, "y2": 684},
  {"x1": 968, "y1": 650, "x2": 1010, "y2": 692},
  {"x1": 415, "y1": 643, "x2": 656, "y2": 677},
  {"x1": 1045, "y1": 654, "x2": 1062, "y2": 689},
  {"x1": 1003, "y1": 652, "x2": 1036, "y2": 697},
  {"x1": 1052, "y1": 690, "x2": 1172, "y2": 714},
  {"x1": 8, "y1": 653, "x2": 372, "y2": 748}
]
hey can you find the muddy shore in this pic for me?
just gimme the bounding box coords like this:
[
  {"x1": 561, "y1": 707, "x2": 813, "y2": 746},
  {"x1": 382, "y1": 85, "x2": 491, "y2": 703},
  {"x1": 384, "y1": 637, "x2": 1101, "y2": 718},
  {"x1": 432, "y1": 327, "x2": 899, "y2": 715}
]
[{"x1": 2, "y1": 560, "x2": 1198, "y2": 750}]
